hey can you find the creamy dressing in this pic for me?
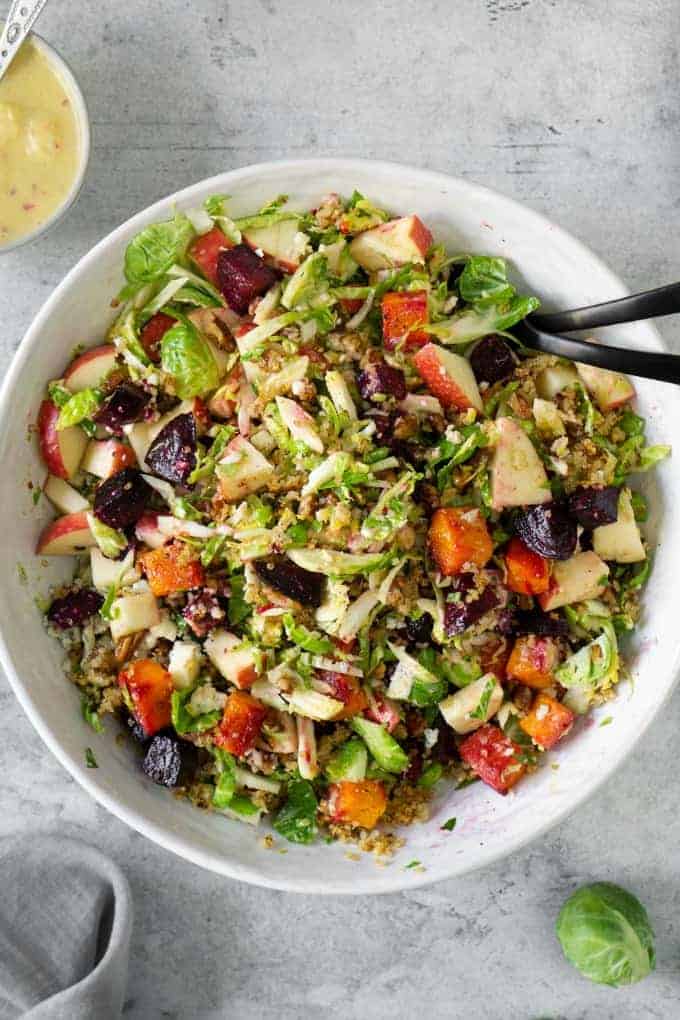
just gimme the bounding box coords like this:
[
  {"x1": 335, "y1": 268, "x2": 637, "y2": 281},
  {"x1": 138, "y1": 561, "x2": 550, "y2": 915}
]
[{"x1": 0, "y1": 37, "x2": 80, "y2": 246}]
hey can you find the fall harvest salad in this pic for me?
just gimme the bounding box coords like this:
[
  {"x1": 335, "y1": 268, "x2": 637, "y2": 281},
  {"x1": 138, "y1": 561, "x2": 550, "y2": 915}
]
[{"x1": 35, "y1": 190, "x2": 670, "y2": 850}]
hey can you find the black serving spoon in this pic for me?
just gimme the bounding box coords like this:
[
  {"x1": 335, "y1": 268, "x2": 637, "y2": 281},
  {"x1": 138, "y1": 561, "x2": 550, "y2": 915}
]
[{"x1": 512, "y1": 281, "x2": 680, "y2": 385}]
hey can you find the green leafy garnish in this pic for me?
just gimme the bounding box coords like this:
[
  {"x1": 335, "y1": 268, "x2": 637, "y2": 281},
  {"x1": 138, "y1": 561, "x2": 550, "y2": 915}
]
[
  {"x1": 273, "y1": 778, "x2": 318, "y2": 844},
  {"x1": 457, "y1": 256, "x2": 515, "y2": 307},
  {"x1": 441, "y1": 817, "x2": 457, "y2": 831},
  {"x1": 124, "y1": 213, "x2": 194, "y2": 285},
  {"x1": 56, "y1": 388, "x2": 102, "y2": 430},
  {"x1": 160, "y1": 322, "x2": 221, "y2": 399},
  {"x1": 85, "y1": 747, "x2": 98, "y2": 769},
  {"x1": 81, "y1": 694, "x2": 104, "y2": 733},
  {"x1": 469, "y1": 676, "x2": 496, "y2": 721},
  {"x1": 283, "y1": 614, "x2": 333, "y2": 654},
  {"x1": 171, "y1": 689, "x2": 222, "y2": 735}
]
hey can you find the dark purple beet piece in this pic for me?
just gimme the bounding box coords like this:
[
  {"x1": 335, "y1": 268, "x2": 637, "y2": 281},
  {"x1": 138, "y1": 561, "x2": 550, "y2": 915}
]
[
  {"x1": 216, "y1": 244, "x2": 279, "y2": 314},
  {"x1": 567, "y1": 485, "x2": 620, "y2": 528},
  {"x1": 47, "y1": 588, "x2": 103, "y2": 629},
  {"x1": 255, "y1": 556, "x2": 325, "y2": 607},
  {"x1": 183, "y1": 590, "x2": 226, "y2": 637},
  {"x1": 513, "y1": 502, "x2": 577, "y2": 561},
  {"x1": 94, "y1": 383, "x2": 150, "y2": 434},
  {"x1": 142, "y1": 734, "x2": 188, "y2": 787},
  {"x1": 443, "y1": 575, "x2": 500, "y2": 636},
  {"x1": 402, "y1": 613, "x2": 433, "y2": 645},
  {"x1": 93, "y1": 467, "x2": 152, "y2": 529},
  {"x1": 127, "y1": 713, "x2": 149, "y2": 745},
  {"x1": 145, "y1": 413, "x2": 197, "y2": 485},
  {"x1": 469, "y1": 335, "x2": 516, "y2": 384},
  {"x1": 514, "y1": 610, "x2": 570, "y2": 638},
  {"x1": 357, "y1": 362, "x2": 407, "y2": 402}
]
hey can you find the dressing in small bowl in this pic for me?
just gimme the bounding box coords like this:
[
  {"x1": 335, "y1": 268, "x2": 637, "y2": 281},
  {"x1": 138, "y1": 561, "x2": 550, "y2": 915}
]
[{"x1": 0, "y1": 30, "x2": 89, "y2": 251}]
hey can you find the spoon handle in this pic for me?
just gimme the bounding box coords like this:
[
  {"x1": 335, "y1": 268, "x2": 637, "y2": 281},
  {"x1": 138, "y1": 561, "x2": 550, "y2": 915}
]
[
  {"x1": 0, "y1": 0, "x2": 50, "y2": 84},
  {"x1": 530, "y1": 281, "x2": 680, "y2": 334}
]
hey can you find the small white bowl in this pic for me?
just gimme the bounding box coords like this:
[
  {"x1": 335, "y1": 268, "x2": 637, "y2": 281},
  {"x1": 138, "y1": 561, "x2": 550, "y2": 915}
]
[
  {"x1": 0, "y1": 29, "x2": 90, "y2": 254},
  {"x1": 1, "y1": 160, "x2": 678, "y2": 894}
]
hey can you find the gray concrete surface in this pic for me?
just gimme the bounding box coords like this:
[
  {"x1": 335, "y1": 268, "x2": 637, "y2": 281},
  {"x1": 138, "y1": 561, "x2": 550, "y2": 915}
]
[{"x1": 1, "y1": 1, "x2": 679, "y2": 1017}]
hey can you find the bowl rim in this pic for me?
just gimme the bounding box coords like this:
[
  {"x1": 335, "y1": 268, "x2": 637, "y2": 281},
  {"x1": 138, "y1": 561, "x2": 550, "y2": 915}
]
[
  {"x1": 2, "y1": 157, "x2": 679, "y2": 894},
  {"x1": 0, "y1": 27, "x2": 91, "y2": 254}
]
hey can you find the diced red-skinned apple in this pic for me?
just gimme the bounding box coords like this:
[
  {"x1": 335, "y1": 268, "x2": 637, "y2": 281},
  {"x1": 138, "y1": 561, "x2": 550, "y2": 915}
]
[
  {"x1": 538, "y1": 551, "x2": 609, "y2": 611},
  {"x1": 38, "y1": 399, "x2": 88, "y2": 480},
  {"x1": 576, "y1": 362, "x2": 635, "y2": 411},
  {"x1": 35, "y1": 511, "x2": 95, "y2": 556},
  {"x1": 593, "y1": 489, "x2": 645, "y2": 563},
  {"x1": 413, "y1": 343, "x2": 483, "y2": 412},
  {"x1": 134, "y1": 512, "x2": 168, "y2": 550},
  {"x1": 349, "y1": 215, "x2": 433, "y2": 271},
  {"x1": 216, "y1": 436, "x2": 274, "y2": 501},
  {"x1": 63, "y1": 344, "x2": 117, "y2": 392},
  {"x1": 490, "y1": 417, "x2": 552, "y2": 511},
  {"x1": 535, "y1": 363, "x2": 577, "y2": 400},
  {"x1": 242, "y1": 218, "x2": 307, "y2": 273},
  {"x1": 275, "y1": 396, "x2": 324, "y2": 453},
  {"x1": 109, "y1": 589, "x2": 160, "y2": 640},
  {"x1": 204, "y1": 628, "x2": 259, "y2": 689},
  {"x1": 439, "y1": 674, "x2": 504, "y2": 734},
  {"x1": 81, "y1": 439, "x2": 137, "y2": 479},
  {"x1": 43, "y1": 475, "x2": 89, "y2": 515},
  {"x1": 90, "y1": 547, "x2": 139, "y2": 590}
]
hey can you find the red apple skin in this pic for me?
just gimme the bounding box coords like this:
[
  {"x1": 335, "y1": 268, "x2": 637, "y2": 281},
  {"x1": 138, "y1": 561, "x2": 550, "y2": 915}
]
[
  {"x1": 36, "y1": 511, "x2": 94, "y2": 555},
  {"x1": 134, "y1": 513, "x2": 167, "y2": 549},
  {"x1": 413, "y1": 344, "x2": 477, "y2": 411},
  {"x1": 37, "y1": 399, "x2": 87, "y2": 480},
  {"x1": 64, "y1": 344, "x2": 117, "y2": 391},
  {"x1": 83, "y1": 439, "x2": 137, "y2": 478},
  {"x1": 403, "y1": 215, "x2": 434, "y2": 258}
]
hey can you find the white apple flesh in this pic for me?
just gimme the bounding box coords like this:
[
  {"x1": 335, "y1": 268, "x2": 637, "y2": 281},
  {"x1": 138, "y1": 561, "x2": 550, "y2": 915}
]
[
  {"x1": 37, "y1": 400, "x2": 88, "y2": 480},
  {"x1": 349, "y1": 215, "x2": 433, "y2": 271},
  {"x1": 538, "y1": 551, "x2": 609, "y2": 611},
  {"x1": 593, "y1": 489, "x2": 646, "y2": 563},
  {"x1": 63, "y1": 344, "x2": 118, "y2": 392},
  {"x1": 576, "y1": 362, "x2": 635, "y2": 412},
  {"x1": 490, "y1": 417, "x2": 552, "y2": 510},
  {"x1": 43, "y1": 475, "x2": 89, "y2": 515},
  {"x1": 35, "y1": 511, "x2": 95, "y2": 556}
]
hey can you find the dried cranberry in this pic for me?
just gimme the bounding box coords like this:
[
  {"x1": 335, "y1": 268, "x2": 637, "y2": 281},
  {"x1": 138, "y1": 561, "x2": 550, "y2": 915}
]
[
  {"x1": 469, "y1": 335, "x2": 517, "y2": 384},
  {"x1": 567, "y1": 486, "x2": 620, "y2": 528},
  {"x1": 254, "y1": 556, "x2": 325, "y2": 608},
  {"x1": 183, "y1": 590, "x2": 226, "y2": 637},
  {"x1": 145, "y1": 413, "x2": 197, "y2": 485},
  {"x1": 142, "y1": 734, "x2": 195, "y2": 787},
  {"x1": 94, "y1": 383, "x2": 150, "y2": 434},
  {"x1": 443, "y1": 576, "x2": 500, "y2": 636},
  {"x1": 357, "y1": 362, "x2": 406, "y2": 402},
  {"x1": 127, "y1": 713, "x2": 150, "y2": 745},
  {"x1": 216, "y1": 244, "x2": 279, "y2": 314},
  {"x1": 514, "y1": 610, "x2": 570, "y2": 638},
  {"x1": 93, "y1": 467, "x2": 152, "y2": 530},
  {"x1": 402, "y1": 613, "x2": 433, "y2": 645},
  {"x1": 405, "y1": 748, "x2": 423, "y2": 782},
  {"x1": 47, "y1": 588, "x2": 103, "y2": 629},
  {"x1": 513, "y1": 502, "x2": 577, "y2": 561}
]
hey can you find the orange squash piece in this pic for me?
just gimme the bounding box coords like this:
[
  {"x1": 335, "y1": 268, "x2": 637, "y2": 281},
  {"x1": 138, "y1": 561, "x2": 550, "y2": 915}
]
[
  {"x1": 429, "y1": 506, "x2": 493, "y2": 576},
  {"x1": 328, "y1": 780, "x2": 387, "y2": 829},
  {"x1": 139, "y1": 541, "x2": 205, "y2": 597},
  {"x1": 118, "y1": 658, "x2": 173, "y2": 736},
  {"x1": 381, "y1": 290, "x2": 429, "y2": 351},
  {"x1": 506, "y1": 635, "x2": 560, "y2": 689},
  {"x1": 520, "y1": 693, "x2": 575, "y2": 749},
  {"x1": 505, "y1": 536, "x2": 551, "y2": 595},
  {"x1": 215, "y1": 690, "x2": 267, "y2": 757}
]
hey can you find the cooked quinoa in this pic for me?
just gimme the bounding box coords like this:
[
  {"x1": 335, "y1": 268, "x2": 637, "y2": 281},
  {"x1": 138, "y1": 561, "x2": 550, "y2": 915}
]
[{"x1": 36, "y1": 189, "x2": 670, "y2": 850}]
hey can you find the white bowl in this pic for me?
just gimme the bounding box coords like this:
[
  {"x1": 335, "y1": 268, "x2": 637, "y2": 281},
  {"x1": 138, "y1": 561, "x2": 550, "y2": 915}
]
[{"x1": 1, "y1": 159, "x2": 678, "y2": 894}]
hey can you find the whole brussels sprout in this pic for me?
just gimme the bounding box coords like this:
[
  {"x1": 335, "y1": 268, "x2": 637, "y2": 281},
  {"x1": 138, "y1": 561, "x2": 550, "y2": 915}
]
[{"x1": 556, "y1": 882, "x2": 655, "y2": 987}]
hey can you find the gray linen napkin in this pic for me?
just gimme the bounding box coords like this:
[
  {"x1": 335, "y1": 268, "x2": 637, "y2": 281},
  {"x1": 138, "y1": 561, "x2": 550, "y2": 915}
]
[{"x1": 0, "y1": 834, "x2": 132, "y2": 1020}]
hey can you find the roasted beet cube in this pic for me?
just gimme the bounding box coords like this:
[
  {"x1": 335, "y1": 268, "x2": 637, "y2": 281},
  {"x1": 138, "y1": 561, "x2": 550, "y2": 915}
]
[
  {"x1": 402, "y1": 613, "x2": 433, "y2": 645},
  {"x1": 567, "y1": 485, "x2": 620, "y2": 528},
  {"x1": 145, "y1": 412, "x2": 197, "y2": 485},
  {"x1": 93, "y1": 467, "x2": 152, "y2": 530},
  {"x1": 443, "y1": 573, "x2": 500, "y2": 636},
  {"x1": 513, "y1": 610, "x2": 570, "y2": 638},
  {"x1": 216, "y1": 244, "x2": 279, "y2": 314},
  {"x1": 139, "y1": 312, "x2": 176, "y2": 363},
  {"x1": 47, "y1": 588, "x2": 103, "y2": 629},
  {"x1": 513, "y1": 502, "x2": 577, "y2": 561},
  {"x1": 469, "y1": 335, "x2": 517, "y2": 384},
  {"x1": 357, "y1": 362, "x2": 407, "y2": 402},
  {"x1": 94, "y1": 383, "x2": 150, "y2": 435},
  {"x1": 142, "y1": 734, "x2": 196, "y2": 787},
  {"x1": 183, "y1": 589, "x2": 226, "y2": 637},
  {"x1": 254, "y1": 555, "x2": 325, "y2": 608}
]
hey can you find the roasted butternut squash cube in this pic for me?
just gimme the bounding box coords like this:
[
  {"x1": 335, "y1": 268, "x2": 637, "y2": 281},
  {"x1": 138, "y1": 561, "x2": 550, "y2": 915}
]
[
  {"x1": 429, "y1": 506, "x2": 493, "y2": 576},
  {"x1": 139, "y1": 541, "x2": 205, "y2": 597},
  {"x1": 520, "y1": 693, "x2": 575, "y2": 749},
  {"x1": 118, "y1": 658, "x2": 173, "y2": 737},
  {"x1": 327, "y1": 780, "x2": 387, "y2": 829},
  {"x1": 506, "y1": 635, "x2": 560, "y2": 689}
]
